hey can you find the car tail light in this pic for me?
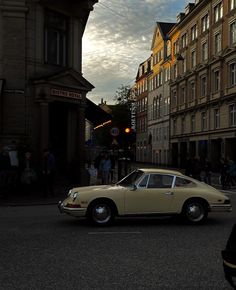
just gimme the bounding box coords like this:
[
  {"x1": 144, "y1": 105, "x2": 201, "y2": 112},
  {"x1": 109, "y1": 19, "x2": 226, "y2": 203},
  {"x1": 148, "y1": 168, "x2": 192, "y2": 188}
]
[{"x1": 224, "y1": 199, "x2": 231, "y2": 204}]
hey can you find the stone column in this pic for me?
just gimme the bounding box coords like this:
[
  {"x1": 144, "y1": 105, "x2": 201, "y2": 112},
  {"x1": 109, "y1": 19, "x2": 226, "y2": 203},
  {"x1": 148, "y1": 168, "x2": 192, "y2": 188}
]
[
  {"x1": 77, "y1": 103, "x2": 88, "y2": 185},
  {"x1": 40, "y1": 101, "x2": 49, "y2": 155}
]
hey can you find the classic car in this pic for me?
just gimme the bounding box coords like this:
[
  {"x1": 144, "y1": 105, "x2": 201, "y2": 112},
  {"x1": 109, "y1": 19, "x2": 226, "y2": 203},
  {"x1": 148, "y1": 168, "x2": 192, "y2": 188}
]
[{"x1": 58, "y1": 168, "x2": 232, "y2": 225}]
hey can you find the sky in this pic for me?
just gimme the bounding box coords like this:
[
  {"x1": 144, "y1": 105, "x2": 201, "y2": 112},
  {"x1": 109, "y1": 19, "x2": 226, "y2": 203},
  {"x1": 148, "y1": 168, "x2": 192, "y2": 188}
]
[{"x1": 82, "y1": 0, "x2": 190, "y2": 105}]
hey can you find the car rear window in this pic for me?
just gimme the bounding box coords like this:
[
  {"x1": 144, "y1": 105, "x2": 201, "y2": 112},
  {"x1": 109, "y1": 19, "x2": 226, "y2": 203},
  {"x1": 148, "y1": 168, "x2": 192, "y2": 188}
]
[{"x1": 174, "y1": 177, "x2": 196, "y2": 187}]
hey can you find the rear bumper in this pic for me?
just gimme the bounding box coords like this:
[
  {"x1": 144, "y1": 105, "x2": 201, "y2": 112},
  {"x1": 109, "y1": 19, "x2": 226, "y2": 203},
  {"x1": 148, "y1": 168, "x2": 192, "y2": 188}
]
[
  {"x1": 58, "y1": 201, "x2": 87, "y2": 217},
  {"x1": 210, "y1": 204, "x2": 232, "y2": 212}
]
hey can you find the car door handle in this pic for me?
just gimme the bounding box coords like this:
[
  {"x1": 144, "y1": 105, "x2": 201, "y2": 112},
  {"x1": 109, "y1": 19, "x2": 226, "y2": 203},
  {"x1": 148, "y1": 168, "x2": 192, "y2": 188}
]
[{"x1": 165, "y1": 192, "x2": 174, "y2": 195}]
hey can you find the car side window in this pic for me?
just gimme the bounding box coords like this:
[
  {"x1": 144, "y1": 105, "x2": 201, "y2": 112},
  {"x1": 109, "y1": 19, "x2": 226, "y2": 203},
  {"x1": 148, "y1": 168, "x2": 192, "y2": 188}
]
[
  {"x1": 138, "y1": 175, "x2": 148, "y2": 188},
  {"x1": 147, "y1": 174, "x2": 173, "y2": 189},
  {"x1": 175, "y1": 177, "x2": 196, "y2": 187}
]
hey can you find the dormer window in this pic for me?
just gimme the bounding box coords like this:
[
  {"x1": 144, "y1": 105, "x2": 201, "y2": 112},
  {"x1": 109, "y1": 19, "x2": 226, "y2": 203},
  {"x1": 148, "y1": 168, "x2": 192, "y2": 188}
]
[{"x1": 44, "y1": 10, "x2": 68, "y2": 66}]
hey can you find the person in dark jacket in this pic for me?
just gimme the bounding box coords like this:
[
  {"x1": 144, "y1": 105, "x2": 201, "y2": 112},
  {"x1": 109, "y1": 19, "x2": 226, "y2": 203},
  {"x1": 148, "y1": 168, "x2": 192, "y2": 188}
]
[
  {"x1": 42, "y1": 148, "x2": 56, "y2": 197},
  {"x1": 203, "y1": 158, "x2": 212, "y2": 185}
]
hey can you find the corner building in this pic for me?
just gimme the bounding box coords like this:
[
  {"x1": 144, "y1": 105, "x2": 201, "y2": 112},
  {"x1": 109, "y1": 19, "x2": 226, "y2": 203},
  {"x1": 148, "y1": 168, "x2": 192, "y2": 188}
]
[
  {"x1": 0, "y1": 0, "x2": 98, "y2": 183},
  {"x1": 169, "y1": 0, "x2": 236, "y2": 169}
]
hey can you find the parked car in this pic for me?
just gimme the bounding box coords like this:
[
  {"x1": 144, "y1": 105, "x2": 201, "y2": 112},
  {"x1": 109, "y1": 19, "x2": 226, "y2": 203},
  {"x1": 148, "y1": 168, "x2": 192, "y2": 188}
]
[{"x1": 58, "y1": 168, "x2": 232, "y2": 226}]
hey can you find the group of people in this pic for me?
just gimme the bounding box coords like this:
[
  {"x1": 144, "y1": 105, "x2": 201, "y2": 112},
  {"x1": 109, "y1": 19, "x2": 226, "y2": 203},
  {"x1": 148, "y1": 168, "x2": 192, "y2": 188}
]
[
  {"x1": 220, "y1": 158, "x2": 236, "y2": 189},
  {"x1": 86, "y1": 152, "x2": 115, "y2": 185},
  {"x1": 0, "y1": 143, "x2": 56, "y2": 197},
  {"x1": 185, "y1": 156, "x2": 212, "y2": 184},
  {"x1": 185, "y1": 156, "x2": 236, "y2": 189}
]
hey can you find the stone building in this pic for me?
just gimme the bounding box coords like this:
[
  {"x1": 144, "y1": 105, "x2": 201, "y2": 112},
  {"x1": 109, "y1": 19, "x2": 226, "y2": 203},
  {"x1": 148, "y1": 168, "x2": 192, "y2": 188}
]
[
  {"x1": 169, "y1": 0, "x2": 236, "y2": 169},
  {"x1": 135, "y1": 58, "x2": 150, "y2": 162},
  {"x1": 148, "y1": 22, "x2": 175, "y2": 165},
  {"x1": 0, "y1": 0, "x2": 110, "y2": 183}
]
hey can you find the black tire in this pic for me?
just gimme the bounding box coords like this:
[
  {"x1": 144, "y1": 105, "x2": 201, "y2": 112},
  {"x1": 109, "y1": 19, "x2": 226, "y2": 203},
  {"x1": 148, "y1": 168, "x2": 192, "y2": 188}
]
[
  {"x1": 182, "y1": 200, "x2": 208, "y2": 224},
  {"x1": 87, "y1": 201, "x2": 114, "y2": 226}
]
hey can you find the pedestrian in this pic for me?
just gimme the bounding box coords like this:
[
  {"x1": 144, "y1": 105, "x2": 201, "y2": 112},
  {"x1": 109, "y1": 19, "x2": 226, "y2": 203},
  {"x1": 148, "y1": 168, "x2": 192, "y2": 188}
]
[
  {"x1": 99, "y1": 153, "x2": 111, "y2": 185},
  {"x1": 20, "y1": 151, "x2": 37, "y2": 193},
  {"x1": 0, "y1": 145, "x2": 11, "y2": 193},
  {"x1": 185, "y1": 156, "x2": 193, "y2": 177},
  {"x1": 42, "y1": 148, "x2": 56, "y2": 197},
  {"x1": 203, "y1": 158, "x2": 212, "y2": 185},
  {"x1": 192, "y1": 156, "x2": 202, "y2": 181},
  {"x1": 109, "y1": 152, "x2": 115, "y2": 183},
  {"x1": 220, "y1": 158, "x2": 229, "y2": 190},
  {"x1": 227, "y1": 160, "x2": 236, "y2": 188},
  {"x1": 87, "y1": 161, "x2": 98, "y2": 185}
]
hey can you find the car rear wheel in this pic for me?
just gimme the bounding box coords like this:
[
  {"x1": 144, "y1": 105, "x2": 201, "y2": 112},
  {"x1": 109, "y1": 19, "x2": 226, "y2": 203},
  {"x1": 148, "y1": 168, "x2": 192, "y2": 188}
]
[
  {"x1": 182, "y1": 200, "x2": 208, "y2": 224},
  {"x1": 88, "y1": 201, "x2": 114, "y2": 226}
]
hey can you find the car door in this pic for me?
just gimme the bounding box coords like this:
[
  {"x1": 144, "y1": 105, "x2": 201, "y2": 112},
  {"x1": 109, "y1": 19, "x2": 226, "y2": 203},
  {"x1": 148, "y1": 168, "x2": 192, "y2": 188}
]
[{"x1": 124, "y1": 173, "x2": 175, "y2": 214}]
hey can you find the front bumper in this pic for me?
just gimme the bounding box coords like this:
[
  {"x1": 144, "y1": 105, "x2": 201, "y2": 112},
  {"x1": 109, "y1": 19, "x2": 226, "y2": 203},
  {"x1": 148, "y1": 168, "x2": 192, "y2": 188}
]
[
  {"x1": 58, "y1": 201, "x2": 87, "y2": 217},
  {"x1": 210, "y1": 203, "x2": 232, "y2": 212}
]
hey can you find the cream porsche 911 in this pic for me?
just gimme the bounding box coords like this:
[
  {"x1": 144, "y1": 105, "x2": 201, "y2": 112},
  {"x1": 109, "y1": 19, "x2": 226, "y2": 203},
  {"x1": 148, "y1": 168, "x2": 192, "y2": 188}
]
[{"x1": 58, "y1": 168, "x2": 232, "y2": 226}]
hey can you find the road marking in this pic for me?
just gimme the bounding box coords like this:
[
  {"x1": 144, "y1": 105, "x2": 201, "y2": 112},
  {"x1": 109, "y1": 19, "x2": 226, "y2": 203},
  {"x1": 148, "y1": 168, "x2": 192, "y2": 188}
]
[{"x1": 88, "y1": 231, "x2": 141, "y2": 235}]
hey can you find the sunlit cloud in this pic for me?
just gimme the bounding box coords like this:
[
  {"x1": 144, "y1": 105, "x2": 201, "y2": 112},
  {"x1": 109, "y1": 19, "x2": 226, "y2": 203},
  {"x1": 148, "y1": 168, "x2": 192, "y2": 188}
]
[{"x1": 83, "y1": 0, "x2": 189, "y2": 104}]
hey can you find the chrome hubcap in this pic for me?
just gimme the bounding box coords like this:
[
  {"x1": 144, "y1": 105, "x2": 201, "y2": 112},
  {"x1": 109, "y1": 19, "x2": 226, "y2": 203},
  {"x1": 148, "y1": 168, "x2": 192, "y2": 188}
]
[
  {"x1": 186, "y1": 204, "x2": 204, "y2": 222},
  {"x1": 93, "y1": 205, "x2": 111, "y2": 223}
]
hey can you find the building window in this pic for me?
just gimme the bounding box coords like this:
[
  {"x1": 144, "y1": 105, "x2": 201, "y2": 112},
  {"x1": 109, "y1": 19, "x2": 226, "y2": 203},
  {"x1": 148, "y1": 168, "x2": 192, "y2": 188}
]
[
  {"x1": 201, "y1": 76, "x2": 207, "y2": 97},
  {"x1": 44, "y1": 10, "x2": 68, "y2": 66},
  {"x1": 181, "y1": 117, "x2": 185, "y2": 134},
  {"x1": 165, "y1": 67, "x2": 170, "y2": 82},
  {"x1": 229, "y1": 62, "x2": 236, "y2": 86},
  {"x1": 174, "y1": 40, "x2": 179, "y2": 55},
  {"x1": 180, "y1": 86, "x2": 185, "y2": 104},
  {"x1": 213, "y1": 70, "x2": 220, "y2": 92},
  {"x1": 189, "y1": 81, "x2": 195, "y2": 101},
  {"x1": 230, "y1": 0, "x2": 236, "y2": 11},
  {"x1": 191, "y1": 50, "x2": 196, "y2": 68},
  {"x1": 173, "y1": 64, "x2": 177, "y2": 79},
  {"x1": 201, "y1": 14, "x2": 209, "y2": 32},
  {"x1": 181, "y1": 33, "x2": 188, "y2": 49},
  {"x1": 214, "y1": 2, "x2": 223, "y2": 23},
  {"x1": 202, "y1": 41, "x2": 208, "y2": 61},
  {"x1": 201, "y1": 112, "x2": 207, "y2": 131},
  {"x1": 173, "y1": 119, "x2": 177, "y2": 135},
  {"x1": 172, "y1": 90, "x2": 177, "y2": 108},
  {"x1": 229, "y1": 104, "x2": 236, "y2": 126},
  {"x1": 214, "y1": 108, "x2": 220, "y2": 129},
  {"x1": 214, "y1": 32, "x2": 222, "y2": 53},
  {"x1": 191, "y1": 114, "x2": 195, "y2": 132},
  {"x1": 230, "y1": 21, "x2": 236, "y2": 45},
  {"x1": 191, "y1": 24, "x2": 198, "y2": 41}
]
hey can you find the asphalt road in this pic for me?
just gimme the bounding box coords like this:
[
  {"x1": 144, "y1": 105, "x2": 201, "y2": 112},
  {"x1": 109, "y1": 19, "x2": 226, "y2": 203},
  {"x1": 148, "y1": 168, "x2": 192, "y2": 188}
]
[{"x1": 0, "y1": 193, "x2": 235, "y2": 290}]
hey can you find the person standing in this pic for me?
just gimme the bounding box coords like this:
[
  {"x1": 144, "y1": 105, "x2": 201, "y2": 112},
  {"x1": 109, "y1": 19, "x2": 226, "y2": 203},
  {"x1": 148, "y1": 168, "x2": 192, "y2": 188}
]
[
  {"x1": 203, "y1": 158, "x2": 212, "y2": 185},
  {"x1": 99, "y1": 153, "x2": 111, "y2": 185},
  {"x1": 87, "y1": 161, "x2": 98, "y2": 185},
  {"x1": 42, "y1": 148, "x2": 56, "y2": 197}
]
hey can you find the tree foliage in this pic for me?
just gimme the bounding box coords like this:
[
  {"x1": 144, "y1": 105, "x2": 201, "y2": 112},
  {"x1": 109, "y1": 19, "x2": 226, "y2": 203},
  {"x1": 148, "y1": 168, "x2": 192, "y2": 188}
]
[{"x1": 113, "y1": 85, "x2": 131, "y2": 105}]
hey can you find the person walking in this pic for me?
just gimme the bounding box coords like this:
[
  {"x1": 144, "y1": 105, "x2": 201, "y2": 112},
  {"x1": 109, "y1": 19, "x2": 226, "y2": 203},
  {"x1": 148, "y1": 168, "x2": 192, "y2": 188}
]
[
  {"x1": 42, "y1": 148, "x2": 56, "y2": 197},
  {"x1": 220, "y1": 158, "x2": 229, "y2": 190},
  {"x1": 99, "y1": 153, "x2": 111, "y2": 185},
  {"x1": 203, "y1": 158, "x2": 212, "y2": 185}
]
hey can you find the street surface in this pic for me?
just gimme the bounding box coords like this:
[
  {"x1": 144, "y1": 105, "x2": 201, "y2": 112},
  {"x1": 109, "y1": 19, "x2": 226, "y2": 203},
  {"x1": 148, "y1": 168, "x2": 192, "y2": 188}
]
[{"x1": 0, "y1": 192, "x2": 235, "y2": 290}]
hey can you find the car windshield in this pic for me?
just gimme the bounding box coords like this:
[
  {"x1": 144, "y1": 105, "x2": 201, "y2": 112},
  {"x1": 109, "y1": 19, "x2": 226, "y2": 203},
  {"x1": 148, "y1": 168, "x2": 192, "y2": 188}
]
[{"x1": 117, "y1": 170, "x2": 144, "y2": 187}]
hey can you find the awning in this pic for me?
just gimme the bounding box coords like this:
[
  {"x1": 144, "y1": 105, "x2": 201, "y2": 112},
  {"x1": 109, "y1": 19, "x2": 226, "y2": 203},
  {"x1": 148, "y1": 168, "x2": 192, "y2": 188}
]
[{"x1": 85, "y1": 98, "x2": 112, "y2": 127}]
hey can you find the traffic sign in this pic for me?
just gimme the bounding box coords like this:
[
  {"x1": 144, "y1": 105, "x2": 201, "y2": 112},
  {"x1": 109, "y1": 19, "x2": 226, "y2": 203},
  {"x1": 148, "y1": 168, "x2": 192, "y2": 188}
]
[{"x1": 110, "y1": 127, "x2": 119, "y2": 136}]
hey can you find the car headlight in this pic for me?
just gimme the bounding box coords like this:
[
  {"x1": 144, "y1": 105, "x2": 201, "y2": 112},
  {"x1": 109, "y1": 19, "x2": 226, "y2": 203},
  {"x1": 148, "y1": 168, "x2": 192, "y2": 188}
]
[
  {"x1": 72, "y1": 192, "x2": 78, "y2": 200},
  {"x1": 68, "y1": 189, "x2": 73, "y2": 196}
]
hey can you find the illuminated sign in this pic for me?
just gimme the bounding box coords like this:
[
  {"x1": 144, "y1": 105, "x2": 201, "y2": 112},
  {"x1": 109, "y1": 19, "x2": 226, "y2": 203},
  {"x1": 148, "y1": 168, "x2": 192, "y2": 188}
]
[{"x1": 51, "y1": 89, "x2": 82, "y2": 100}]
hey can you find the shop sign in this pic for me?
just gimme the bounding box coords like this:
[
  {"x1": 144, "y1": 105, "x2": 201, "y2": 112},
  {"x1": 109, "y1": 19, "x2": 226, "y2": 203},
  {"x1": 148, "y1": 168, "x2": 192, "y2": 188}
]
[{"x1": 51, "y1": 88, "x2": 82, "y2": 100}]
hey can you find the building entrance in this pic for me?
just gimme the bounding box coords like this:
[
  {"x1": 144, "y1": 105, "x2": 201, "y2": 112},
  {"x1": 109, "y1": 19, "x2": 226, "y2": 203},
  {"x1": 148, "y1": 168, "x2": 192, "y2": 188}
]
[{"x1": 49, "y1": 102, "x2": 68, "y2": 172}]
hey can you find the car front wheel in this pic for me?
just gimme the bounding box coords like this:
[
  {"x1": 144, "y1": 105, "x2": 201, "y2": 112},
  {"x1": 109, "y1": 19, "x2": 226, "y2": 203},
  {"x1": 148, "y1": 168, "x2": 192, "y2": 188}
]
[
  {"x1": 88, "y1": 201, "x2": 114, "y2": 226},
  {"x1": 182, "y1": 200, "x2": 208, "y2": 224}
]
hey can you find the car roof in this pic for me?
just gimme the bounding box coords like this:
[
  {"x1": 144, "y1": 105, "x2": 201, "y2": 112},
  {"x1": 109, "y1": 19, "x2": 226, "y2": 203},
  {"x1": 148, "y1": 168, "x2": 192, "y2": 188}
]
[{"x1": 139, "y1": 168, "x2": 184, "y2": 176}]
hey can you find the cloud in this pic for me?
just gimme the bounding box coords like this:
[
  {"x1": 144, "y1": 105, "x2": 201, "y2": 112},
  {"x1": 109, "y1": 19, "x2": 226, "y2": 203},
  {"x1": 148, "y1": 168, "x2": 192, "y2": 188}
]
[{"x1": 83, "y1": 0, "x2": 189, "y2": 104}]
